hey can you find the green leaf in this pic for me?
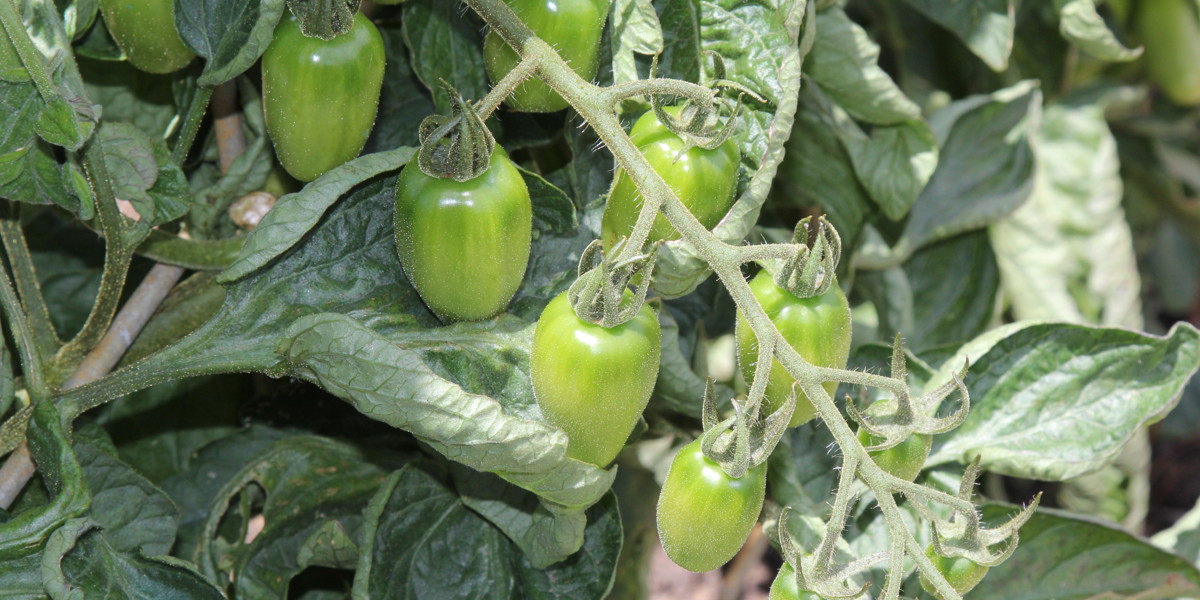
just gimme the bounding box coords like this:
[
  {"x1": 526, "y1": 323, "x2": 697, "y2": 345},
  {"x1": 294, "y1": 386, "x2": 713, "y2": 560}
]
[
  {"x1": 193, "y1": 435, "x2": 394, "y2": 597},
  {"x1": 175, "y1": 0, "x2": 287, "y2": 86},
  {"x1": 518, "y1": 165, "x2": 577, "y2": 237},
  {"x1": 0, "y1": 402, "x2": 89, "y2": 560},
  {"x1": 0, "y1": 550, "x2": 46, "y2": 599},
  {"x1": 74, "y1": 427, "x2": 179, "y2": 557},
  {"x1": 654, "y1": 0, "x2": 809, "y2": 297},
  {"x1": 990, "y1": 100, "x2": 1142, "y2": 329},
  {"x1": 0, "y1": 81, "x2": 66, "y2": 208},
  {"x1": 78, "y1": 56, "x2": 176, "y2": 140},
  {"x1": 901, "y1": 80, "x2": 1040, "y2": 254},
  {"x1": 352, "y1": 461, "x2": 621, "y2": 600},
  {"x1": 926, "y1": 322, "x2": 1200, "y2": 480},
  {"x1": 278, "y1": 312, "x2": 615, "y2": 509},
  {"x1": 776, "y1": 84, "x2": 870, "y2": 247},
  {"x1": 52, "y1": 525, "x2": 226, "y2": 600},
  {"x1": 843, "y1": 119, "x2": 937, "y2": 222},
  {"x1": 364, "y1": 23, "x2": 436, "y2": 153},
  {"x1": 905, "y1": 230, "x2": 1000, "y2": 350},
  {"x1": 899, "y1": 0, "x2": 1016, "y2": 71},
  {"x1": 610, "y1": 0, "x2": 663, "y2": 87},
  {"x1": 97, "y1": 121, "x2": 157, "y2": 204},
  {"x1": 806, "y1": 8, "x2": 920, "y2": 125},
  {"x1": 401, "y1": 0, "x2": 488, "y2": 111},
  {"x1": 972, "y1": 506, "x2": 1200, "y2": 598},
  {"x1": 1053, "y1": 0, "x2": 1142, "y2": 62},
  {"x1": 217, "y1": 147, "x2": 416, "y2": 283},
  {"x1": 14, "y1": 0, "x2": 98, "y2": 150},
  {"x1": 1152, "y1": 495, "x2": 1200, "y2": 566},
  {"x1": 284, "y1": 0, "x2": 359, "y2": 40}
]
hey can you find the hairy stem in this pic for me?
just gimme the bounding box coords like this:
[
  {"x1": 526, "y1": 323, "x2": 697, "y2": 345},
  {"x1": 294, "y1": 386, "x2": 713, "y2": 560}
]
[{"x1": 0, "y1": 208, "x2": 61, "y2": 358}]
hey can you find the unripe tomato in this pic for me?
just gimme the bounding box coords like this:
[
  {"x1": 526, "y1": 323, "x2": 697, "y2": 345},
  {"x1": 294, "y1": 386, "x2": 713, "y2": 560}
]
[
  {"x1": 768, "y1": 563, "x2": 827, "y2": 600},
  {"x1": 262, "y1": 11, "x2": 385, "y2": 182},
  {"x1": 601, "y1": 108, "x2": 740, "y2": 247},
  {"x1": 919, "y1": 545, "x2": 990, "y2": 599},
  {"x1": 394, "y1": 147, "x2": 531, "y2": 322},
  {"x1": 531, "y1": 291, "x2": 660, "y2": 466},
  {"x1": 1137, "y1": 0, "x2": 1200, "y2": 105},
  {"x1": 483, "y1": 0, "x2": 611, "y2": 112},
  {"x1": 656, "y1": 438, "x2": 766, "y2": 572},
  {"x1": 855, "y1": 401, "x2": 931, "y2": 482},
  {"x1": 735, "y1": 270, "x2": 851, "y2": 428},
  {"x1": 99, "y1": 0, "x2": 195, "y2": 74}
]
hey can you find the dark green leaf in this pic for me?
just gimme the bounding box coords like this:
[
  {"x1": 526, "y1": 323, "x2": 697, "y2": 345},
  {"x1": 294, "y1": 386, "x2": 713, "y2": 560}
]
[
  {"x1": 901, "y1": 80, "x2": 1040, "y2": 253},
  {"x1": 906, "y1": 230, "x2": 999, "y2": 350},
  {"x1": 217, "y1": 147, "x2": 416, "y2": 283},
  {"x1": 900, "y1": 0, "x2": 1015, "y2": 70},
  {"x1": 401, "y1": 0, "x2": 488, "y2": 111},
  {"x1": 54, "y1": 527, "x2": 226, "y2": 600},
  {"x1": 927, "y1": 322, "x2": 1200, "y2": 480},
  {"x1": 518, "y1": 165, "x2": 577, "y2": 236},
  {"x1": 0, "y1": 81, "x2": 66, "y2": 208},
  {"x1": 972, "y1": 506, "x2": 1200, "y2": 598},
  {"x1": 364, "y1": 23, "x2": 436, "y2": 153},
  {"x1": 175, "y1": 0, "x2": 287, "y2": 86},
  {"x1": 352, "y1": 461, "x2": 620, "y2": 600}
]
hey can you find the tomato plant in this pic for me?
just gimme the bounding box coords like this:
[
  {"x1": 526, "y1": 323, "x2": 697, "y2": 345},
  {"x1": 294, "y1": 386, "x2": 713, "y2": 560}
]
[
  {"x1": 856, "y1": 400, "x2": 932, "y2": 482},
  {"x1": 735, "y1": 270, "x2": 851, "y2": 427},
  {"x1": 0, "y1": 1, "x2": 1198, "y2": 599},
  {"x1": 768, "y1": 563, "x2": 826, "y2": 600},
  {"x1": 394, "y1": 147, "x2": 531, "y2": 322},
  {"x1": 1136, "y1": 0, "x2": 1200, "y2": 106},
  {"x1": 262, "y1": 11, "x2": 385, "y2": 182},
  {"x1": 601, "y1": 107, "x2": 740, "y2": 246},
  {"x1": 656, "y1": 438, "x2": 767, "y2": 572},
  {"x1": 530, "y1": 290, "x2": 660, "y2": 466},
  {"x1": 483, "y1": 0, "x2": 610, "y2": 112},
  {"x1": 919, "y1": 546, "x2": 990, "y2": 600},
  {"x1": 99, "y1": 0, "x2": 195, "y2": 74}
]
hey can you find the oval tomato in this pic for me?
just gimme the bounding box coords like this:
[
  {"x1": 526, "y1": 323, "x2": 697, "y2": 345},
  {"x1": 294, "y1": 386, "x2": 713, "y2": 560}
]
[
  {"x1": 394, "y1": 147, "x2": 531, "y2": 322},
  {"x1": 735, "y1": 270, "x2": 851, "y2": 428},
  {"x1": 531, "y1": 290, "x2": 660, "y2": 466},
  {"x1": 99, "y1": 0, "x2": 195, "y2": 74},
  {"x1": 601, "y1": 108, "x2": 740, "y2": 247},
  {"x1": 919, "y1": 545, "x2": 990, "y2": 600},
  {"x1": 483, "y1": 0, "x2": 610, "y2": 112},
  {"x1": 656, "y1": 438, "x2": 766, "y2": 572},
  {"x1": 262, "y1": 11, "x2": 385, "y2": 182},
  {"x1": 856, "y1": 401, "x2": 931, "y2": 482},
  {"x1": 768, "y1": 563, "x2": 827, "y2": 600},
  {"x1": 1137, "y1": 0, "x2": 1200, "y2": 106}
]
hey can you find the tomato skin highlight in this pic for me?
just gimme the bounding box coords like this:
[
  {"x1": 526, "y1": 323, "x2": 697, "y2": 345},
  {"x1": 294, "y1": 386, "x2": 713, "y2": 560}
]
[
  {"x1": 531, "y1": 291, "x2": 661, "y2": 466},
  {"x1": 99, "y1": 0, "x2": 195, "y2": 74},
  {"x1": 483, "y1": 0, "x2": 611, "y2": 112},
  {"x1": 919, "y1": 545, "x2": 990, "y2": 599},
  {"x1": 656, "y1": 438, "x2": 767, "y2": 572},
  {"x1": 602, "y1": 108, "x2": 740, "y2": 247},
  {"x1": 735, "y1": 270, "x2": 851, "y2": 428},
  {"x1": 262, "y1": 12, "x2": 385, "y2": 182},
  {"x1": 394, "y1": 148, "x2": 532, "y2": 322},
  {"x1": 768, "y1": 563, "x2": 827, "y2": 600},
  {"x1": 1137, "y1": 0, "x2": 1200, "y2": 106}
]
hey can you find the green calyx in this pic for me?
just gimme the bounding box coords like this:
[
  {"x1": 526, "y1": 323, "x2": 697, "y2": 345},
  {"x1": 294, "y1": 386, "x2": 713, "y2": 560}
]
[
  {"x1": 767, "y1": 216, "x2": 842, "y2": 299},
  {"x1": 567, "y1": 239, "x2": 657, "y2": 328},
  {"x1": 417, "y1": 82, "x2": 496, "y2": 182},
  {"x1": 286, "y1": 0, "x2": 362, "y2": 40}
]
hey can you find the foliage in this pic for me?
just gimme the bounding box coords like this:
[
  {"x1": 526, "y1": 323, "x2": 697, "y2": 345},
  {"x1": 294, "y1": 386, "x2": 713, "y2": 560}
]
[{"x1": 0, "y1": 0, "x2": 1199, "y2": 598}]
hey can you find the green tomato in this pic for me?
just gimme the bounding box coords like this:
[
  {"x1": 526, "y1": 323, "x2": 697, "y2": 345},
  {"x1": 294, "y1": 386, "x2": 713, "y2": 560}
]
[
  {"x1": 394, "y1": 148, "x2": 531, "y2": 322},
  {"x1": 735, "y1": 270, "x2": 851, "y2": 428},
  {"x1": 656, "y1": 438, "x2": 766, "y2": 572},
  {"x1": 483, "y1": 0, "x2": 610, "y2": 112},
  {"x1": 855, "y1": 401, "x2": 931, "y2": 482},
  {"x1": 601, "y1": 108, "x2": 740, "y2": 247},
  {"x1": 99, "y1": 0, "x2": 195, "y2": 74},
  {"x1": 1137, "y1": 0, "x2": 1200, "y2": 106},
  {"x1": 919, "y1": 545, "x2": 990, "y2": 599},
  {"x1": 262, "y1": 11, "x2": 385, "y2": 182},
  {"x1": 531, "y1": 290, "x2": 661, "y2": 466},
  {"x1": 768, "y1": 563, "x2": 827, "y2": 600}
]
